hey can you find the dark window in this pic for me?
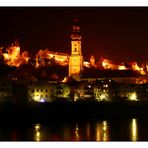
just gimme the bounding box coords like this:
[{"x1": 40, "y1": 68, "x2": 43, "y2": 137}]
[
  {"x1": 37, "y1": 89, "x2": 39, "y2": 92},
  {"x1": 57, "y1": 90, "x2": 63, "y2": 94},
  {"x1": 41, "y1": 89, "x2": 43, "y2": 92},
  {"x1": 56, "y1": 86, "x2": 63, "y2": 89}
]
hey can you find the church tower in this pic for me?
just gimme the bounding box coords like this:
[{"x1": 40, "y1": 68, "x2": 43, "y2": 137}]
[{"x1": 69, "y1": 17, "x2": 83, "y2": 78}]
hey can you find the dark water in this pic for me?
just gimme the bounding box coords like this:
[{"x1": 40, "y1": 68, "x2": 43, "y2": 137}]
[{"x1": 1, "y1": 118, "x2": 148, "y2": 141}]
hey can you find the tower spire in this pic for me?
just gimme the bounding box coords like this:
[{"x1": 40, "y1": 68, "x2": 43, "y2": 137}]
[
  {"x1": 71, "y1": 16, "x2": 81, "y2": 41},
  {"x1": 73, "y1": 16, "x2": 80, "y2": 31},
  {"x1": 69, "y1": 17, "x2": 83, "y2": 79}
]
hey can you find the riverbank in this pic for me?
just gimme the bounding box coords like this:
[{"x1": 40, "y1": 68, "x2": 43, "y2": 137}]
[{"x1": 0, "y1": 100, "x2": 148, "y2": 123}]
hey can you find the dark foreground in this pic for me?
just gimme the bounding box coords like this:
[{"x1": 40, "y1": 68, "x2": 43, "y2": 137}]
[{"x1": 0, "y1": 100, "x2": 148, "y2": 124}]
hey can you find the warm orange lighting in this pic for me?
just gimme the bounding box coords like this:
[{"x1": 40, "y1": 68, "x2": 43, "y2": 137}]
[
  {"x1": 96, "y1": 120, "x2": 109, "y2": 141},
  {"x1": 75, "y1": 124, "x2": 80, "y2": 141},
  {"x1": 1, "y1": 40, "x2": 147, "y2": 77},
  {"x1": 34, "y1": 124, "x2": 41, "y2": 141},
  {"x1": 2, "y1": 43, "x2": 30, "y2": 67},
  {"x1": 102, "y1": 59, "x2": 111, "y2": 68},
  {"x1": 83, "y1": 61, "x2": 91, "y2": 68},
  {"x1": 118, "y1": 65, "x2": 126, "y2": 70},
  {"x1": 129, "y1": 92, "x2": 138, "y2": 101},
  {"x1": 35, "y1": 49, "x2": 69, "y2": 68},
  {"x1": 131, "y1": 118, "x2": 138, "y2": 141}
]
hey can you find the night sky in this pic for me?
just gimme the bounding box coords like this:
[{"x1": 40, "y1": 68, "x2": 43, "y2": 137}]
[{"x1": 0, "y1": 7, "x2": 148, "y2": 63}]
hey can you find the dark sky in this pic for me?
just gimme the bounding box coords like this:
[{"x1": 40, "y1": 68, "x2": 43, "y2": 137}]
[{"x1": 0, "y1": 7, "x2": 148, "y2": 63}]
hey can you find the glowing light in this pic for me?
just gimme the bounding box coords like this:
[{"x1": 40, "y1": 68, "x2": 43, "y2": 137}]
[
  {"x1": 34, "y1": 124, "x2": 41, "y2": 141},
  {"x1": 102, "y1": 59, "x2": 110, "y2": 68},
  {"x1": 36, "y1": 131, "x2": 40, "y2": 137},
  {"x1": 40, "y1": 98, "x2": 46, "y2": 103},
  {"x1": 131, "y1": 62, "x2": 146, "y2": 75},
  {"x1": 36, "y1": 49, "x2": 69, "y2": 67},
  {"x1": 2, "y1": 43, "x2": 30, "y2": 67},
  {"x1": 33, "y1": 95, "x2": 40, "y2": 102},
  {"x1": 35, "y1": 124, "x2": 40, "y2": 130},
  {"x1": 75, "y1": 124, "x2": 79, "y2": 141},
  {"x1": 1, "y1": 41, "x2": 147, "y2": 77},
  {"x1": 103, "y1": 121, "x2": 107, "y2": 131},
  {"x1": 131, "y1": 118, "x2": 138, "y2": 141},
  {"x1": 118, "y1": 65, "x2": 126, "y2": 70},
  {"x1": 103, "y1": 121, "x2": 107, "y2": 141},
  {"x1": 129, "y1": 92, "x2": 138, "y2": 101},
  {"x1": 100, "y1": 93, "x2": 106, "y2": 100},
  {"x1": 62, "y1": 77, "x2": 68, "y2": 83},
  {"x1": 88, "y1": 85, "x2": 91, "y2": 88},
  {"x1": 96, "y1": 121, "x2": 109, "y2": 141},
  {"x1": 96, "y1": 123, "x2": 101, "y2": 141},
  {"x1": 83, "y1": 61, "x2": 91, "y2": 68},
  {"x1": 103, "y1": 84, "x2": 108, "y2": 88}
]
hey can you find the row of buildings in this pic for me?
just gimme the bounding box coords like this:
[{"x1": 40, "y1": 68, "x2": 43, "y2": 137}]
[{"x1": 0, "y1": 77, "x2": 148, "y2": 103}]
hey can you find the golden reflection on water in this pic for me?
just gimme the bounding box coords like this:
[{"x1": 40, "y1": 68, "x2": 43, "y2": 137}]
[
  {"x1": 131, "y1": 118, "x2": 138, "y2": 141},
  {"x1": 31, "y1": 119, "x2": 138, "y2": 141},
  {"x1": 103, "y1": 121, "x2": 107, "y2": 141},
  {"x1": 75, "y1": 123, "x2": 80, "y2": 141},
  {"x1": 34, "y1": 124, "x2": 41, "y2": 141},
  {"x1": 96, "y1": 120, "x2": 109, "y2": 141}
]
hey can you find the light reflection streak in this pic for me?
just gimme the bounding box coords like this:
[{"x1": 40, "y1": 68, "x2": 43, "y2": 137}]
[
  {"x1": 75, "y1": 123, "x2": 79, "y2": 141},
  {"x1": 103, "y1": 121, "x2": 107, "y2": 141},
  {"x1": 96, "y1": 123, "x2": 101, "y2": 141},
  {"x1": 96, "y1": 120, "x2": 108, "y2": 141},
  {"x1": 34, "y1": 124, "x2": 41, "y2": 141},
  {"x1": 131, "y1": 118, "x2": 138, "y2": 141}
]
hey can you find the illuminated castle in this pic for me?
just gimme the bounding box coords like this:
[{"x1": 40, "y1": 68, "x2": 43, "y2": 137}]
[
  {"x1": 69, "y1": 17, "x2": 83, "y2": 79},
  {"x1": 1, "y1": 17, "x2": 148, "y2": 84}
]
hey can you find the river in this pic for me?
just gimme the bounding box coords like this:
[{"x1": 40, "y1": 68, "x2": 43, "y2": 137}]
[{"x1": 0, "y1": 118, "x2": 148, "y2": 141}]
